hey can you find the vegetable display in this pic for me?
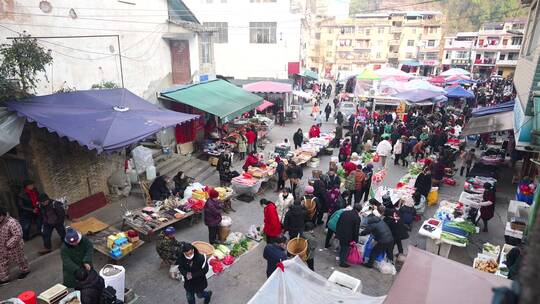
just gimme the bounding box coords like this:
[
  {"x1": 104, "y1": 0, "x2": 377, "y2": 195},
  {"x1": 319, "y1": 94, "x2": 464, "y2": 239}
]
[{"x1": 441, "y1": 231, "x2": 469, "y2": 245}]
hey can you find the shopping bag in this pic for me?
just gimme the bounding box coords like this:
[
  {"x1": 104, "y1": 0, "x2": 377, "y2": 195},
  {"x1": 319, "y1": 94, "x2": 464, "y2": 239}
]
[
  {"x1": 169, "y1": 265, "x2": 181, "y2": 280},
  {"x1": 372, "y1": 153, "x2": 380, "y2": 163},
  {"x1": 346, "y1": 242, "x2": 363, "y2": 265},
  {"x1": 362, "y1": 235, "x2": 385, "y2": 262},
  {"x1": 375, "y1": 260, "x2": 397, "y2": 275},
  {"x1": 427, "y1": 187, "x2": 439, "y2": 206}
]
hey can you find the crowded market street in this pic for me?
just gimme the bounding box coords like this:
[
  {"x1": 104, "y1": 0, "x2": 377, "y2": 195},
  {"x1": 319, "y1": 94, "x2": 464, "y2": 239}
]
[{"x1": 1, "y1": 89, "x2": 515, "y2": 303}]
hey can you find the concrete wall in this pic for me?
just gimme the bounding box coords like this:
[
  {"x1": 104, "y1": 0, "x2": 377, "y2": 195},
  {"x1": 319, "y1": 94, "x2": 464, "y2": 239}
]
[
  {"x1": 0, "y1": 0, "x2": 204, "y2": 101},
  {"x1": 20, "y1": 125, "x2": 124, "y2": 204},
  {"x1": 183, "y1": 0, "x2": 302, "y2": 79},
  {"x1": 515, "y1": 0, "x2": 540, "y2": 111}
]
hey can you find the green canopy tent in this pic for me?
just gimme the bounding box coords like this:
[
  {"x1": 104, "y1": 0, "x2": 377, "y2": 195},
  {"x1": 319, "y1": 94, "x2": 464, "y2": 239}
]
[
  {"x1": 160, "y1": 79, "x2": 263, "y2": 123},
  {"x1": 301, "y1": 69, "x2": 319, "y2": 81},
  {"x1": 356, "y1": 68, "x2": 381, "y2": 81}
]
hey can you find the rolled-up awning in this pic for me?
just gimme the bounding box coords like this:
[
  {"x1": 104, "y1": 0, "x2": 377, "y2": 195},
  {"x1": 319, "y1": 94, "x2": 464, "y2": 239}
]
[
  {"x1": 462, "y1": 111, "x2": 514, "y2": 136},
  {"x1": 160, "y1": 79, "x2": 263, "y2": 123}
]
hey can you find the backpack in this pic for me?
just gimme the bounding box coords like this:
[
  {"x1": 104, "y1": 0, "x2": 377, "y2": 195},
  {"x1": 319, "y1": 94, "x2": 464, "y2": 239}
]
[{"x1": 328, "y1": 209, "x2": 346, "y2": 232}]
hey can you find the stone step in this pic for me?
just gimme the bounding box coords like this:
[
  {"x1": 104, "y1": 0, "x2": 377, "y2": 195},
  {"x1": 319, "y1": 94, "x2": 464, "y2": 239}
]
[{"x1": 155, "y1": 154, "x2": 182, "y2": 173}]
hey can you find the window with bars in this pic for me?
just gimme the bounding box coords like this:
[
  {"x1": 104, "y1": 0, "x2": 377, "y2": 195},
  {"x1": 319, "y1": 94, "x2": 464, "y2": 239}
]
[
  {"x1": 407, "y1": 40, "x2": 414, "y2": 47},
  {"x1": 203, "y1": 22, "x2": 228, "y2": 43},
  {"x1": 200, "y1": 33, "x2": 212, "y2": 64},
  {"x1": 427, "y1": 40, "x2": 435, "y2": 47},
  {"x1": 249, "y1": 22, "x2": 277, "y2": 44}
]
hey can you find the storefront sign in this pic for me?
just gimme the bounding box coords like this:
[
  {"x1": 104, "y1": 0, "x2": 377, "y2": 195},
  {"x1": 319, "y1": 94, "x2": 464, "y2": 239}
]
[{"x1": 420, "y1": 60, "x2": 439, "y2": 66}]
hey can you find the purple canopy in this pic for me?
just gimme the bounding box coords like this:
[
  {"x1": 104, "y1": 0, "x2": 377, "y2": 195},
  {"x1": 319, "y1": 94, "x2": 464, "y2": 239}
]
[
  {"x1": 471, "y1": 100, "x2": 515, "y2": 117},
  {"x1": 393, "y1": 89, "x2": 444, "y2": 103},
  {"x1": 6, "y1": 89, "x2": 198, "y2": 153}
]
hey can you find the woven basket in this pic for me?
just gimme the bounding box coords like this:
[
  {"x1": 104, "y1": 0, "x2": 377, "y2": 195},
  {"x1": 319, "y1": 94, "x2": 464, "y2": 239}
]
[
  {"x1": 287, "y1": 236, "x2": 308, "y2": 261},
  {"x1": 304, "y1": 198, "x2": 317, "y2": 220},
  {"x1": 192, "y1": 241, "x2": 215, "y2": 258}
]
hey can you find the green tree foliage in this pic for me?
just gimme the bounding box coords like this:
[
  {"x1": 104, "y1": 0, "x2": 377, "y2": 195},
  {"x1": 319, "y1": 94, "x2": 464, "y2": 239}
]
[
  {"x1": 91, "y1": 81, "x2": 119, "y2": 89},
  {"x1": 0, "y1": 32, "x2": 52, "y2": 97},
  {"x1": 443, "y1": 0, "x2": 526, "y2": 33},
  {"x1": 349, "y1": 0, "x2": 527, "y2": 32}
]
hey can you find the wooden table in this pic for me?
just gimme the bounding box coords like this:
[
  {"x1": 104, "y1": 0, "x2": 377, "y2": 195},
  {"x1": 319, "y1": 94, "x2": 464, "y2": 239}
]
[
  {"x1": 121, "y1": 208, "x2": 197, "y2": 240},
  {"x1": 86, "y1": 226, "x2": 145, "y2": 262}
]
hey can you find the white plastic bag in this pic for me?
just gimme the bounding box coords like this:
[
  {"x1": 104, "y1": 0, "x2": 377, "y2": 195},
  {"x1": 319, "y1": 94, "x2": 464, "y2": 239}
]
[
  {"x1": 59, "y1": 291, "x2": 81, "y2": 304},
  {"x1": 0, "y1": 299, "x2": 25, "y2": 304},
  {"x1": 131, "y1": 146, "x2": 154, "y2": 174},
  {"x1": 169, "y1": 265, "x2": 181, "y2": 280},
  {"x1": 375, "y1": 260, "x2": 397, "y2": 275}
]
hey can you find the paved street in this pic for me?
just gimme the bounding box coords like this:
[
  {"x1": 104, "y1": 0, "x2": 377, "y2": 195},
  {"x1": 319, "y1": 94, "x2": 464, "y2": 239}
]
[{"x1": 0, "y1": 99, "x2": 514, "y2": 303}]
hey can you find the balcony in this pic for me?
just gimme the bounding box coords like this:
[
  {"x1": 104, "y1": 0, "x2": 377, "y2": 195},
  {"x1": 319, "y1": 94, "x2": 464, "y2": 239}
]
[
  {"x1": 475, "y1": 43, "x2": 522, "y2": 50},
  {"x1": 390, "y1": 27, "x2": 402, "y2": 33},
  {"x1": 389, "y1": 40, "x2": 401, "y2": 46},
  {"x1": 474, "y1": 58, "x2": 496, "y2": 65},
  {"x1": 496, "y1": 59, "x2": 518, "y2": 66},
  {"x1": 388, "y1": 52, "x2": 399, "y2": 59}
]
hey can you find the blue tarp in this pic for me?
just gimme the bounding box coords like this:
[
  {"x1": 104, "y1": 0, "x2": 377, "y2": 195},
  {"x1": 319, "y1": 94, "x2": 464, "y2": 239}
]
[
  {"x1": 6, "y1": 89, "x2": 198, "y2": 153},
  {"x1": 471, "y1": 101, "x2": 515, "y2": 117},
  {"x1": 445, "y1": 86, "x2": 475, "y2": 99}
]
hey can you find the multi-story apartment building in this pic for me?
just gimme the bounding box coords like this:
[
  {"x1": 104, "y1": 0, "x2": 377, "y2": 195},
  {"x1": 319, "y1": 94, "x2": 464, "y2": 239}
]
[
  {"x1": 472, "y1": 18, "x2": 526, "y2": 78},
  {"x1": 442, "y1": 32, "x2": 478, "y2": 72},
  {"x1": 309, "y1": 11, "x2": 443, "y2": 79},
  {"x1": 183, "y1": 0, "x2": 303, "y2": 80},
  {"x1": 514, "y1": 0, "x2": 540, "y2": 152}
]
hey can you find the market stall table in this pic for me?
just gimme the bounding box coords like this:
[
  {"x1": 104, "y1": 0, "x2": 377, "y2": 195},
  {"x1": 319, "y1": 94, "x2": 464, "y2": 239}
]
[
  {"x1": 87, "y1": 226, "x2": 145, "y2": 262},
  {"x1": 122, "y1": 207, "x2": 196, "y2": 240}
]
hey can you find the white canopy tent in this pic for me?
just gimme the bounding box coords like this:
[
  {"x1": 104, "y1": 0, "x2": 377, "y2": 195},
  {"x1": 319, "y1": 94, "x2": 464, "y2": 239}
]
[{"x1": 248, "y1": 256, "x2": 385, "y2": 304}]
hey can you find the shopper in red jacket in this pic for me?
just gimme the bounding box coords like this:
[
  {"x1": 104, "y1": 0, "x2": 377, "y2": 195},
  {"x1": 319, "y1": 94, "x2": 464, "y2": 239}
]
[
  {"x1": 260, "y1": 199, "x2": 282, "y2": 243},
  {"x1": 245, "y1": 128, "x2": 256, "y2": 153}
]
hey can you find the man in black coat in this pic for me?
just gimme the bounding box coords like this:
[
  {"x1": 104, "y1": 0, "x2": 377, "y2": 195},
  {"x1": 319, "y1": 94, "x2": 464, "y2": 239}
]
[
  {"x1": 312, "y1": 178, "x2": 327, "y2": 226},
  {"x1": 335, "y1": 204, "x2": 361, "y2": 267},
  {"x1": 283, "y1": 201, "x2": 307, "y2": 238},
  {"x1": 263, "y1": 236, "x2": 288, "y2": 278},
  {"x1": 176, "y1": 243, "x2": 212, "y2": 304},
  {"x1": 74, "y1": 268, "x2": 105, "y2": 304},
  {"x1": 38, "y1": 194, "x2": 66, "y2": 255},
  {"x1": 149, "y1": 175, "x2": 171, "y2": 201},
  {"x1": 360, "y1": 208, "x2": 395, "y2": 268},
  {"x1": 325, "y1": 170, "x2": 341, "y2": 190}
]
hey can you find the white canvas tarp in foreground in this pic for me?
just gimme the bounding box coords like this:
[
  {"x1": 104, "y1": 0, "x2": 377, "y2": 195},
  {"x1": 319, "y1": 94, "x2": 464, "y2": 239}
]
[
  {"x1": 248, "y1": 256, "x2": 386, "y2": 304},
  {"x1": 0, "y1": 107, "x2": 25, "y2": 156}
]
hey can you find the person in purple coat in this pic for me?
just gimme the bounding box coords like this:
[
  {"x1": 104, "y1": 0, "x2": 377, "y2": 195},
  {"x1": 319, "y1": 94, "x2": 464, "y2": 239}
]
[{"x1": 203, "y1": 189, "x2": 224, "y2": 245}]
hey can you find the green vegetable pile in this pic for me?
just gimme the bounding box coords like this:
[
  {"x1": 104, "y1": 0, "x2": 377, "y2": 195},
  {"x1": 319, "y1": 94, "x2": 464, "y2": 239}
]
[
  {"x1": 408, "y1": 162, "x2": 424, "y2": 176},
  {"x1": 230, "y1": 239, "x2": 250, "y2": 257},
  {"x1": 441, "y1": 232, "x2": 469, "y2": 245},
  {"x1": 446, "y1": 220, "x2": 476, "y2": 234},
  {"x1": 361, "y1": 152, "x2": 373, "y2": 164}
]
